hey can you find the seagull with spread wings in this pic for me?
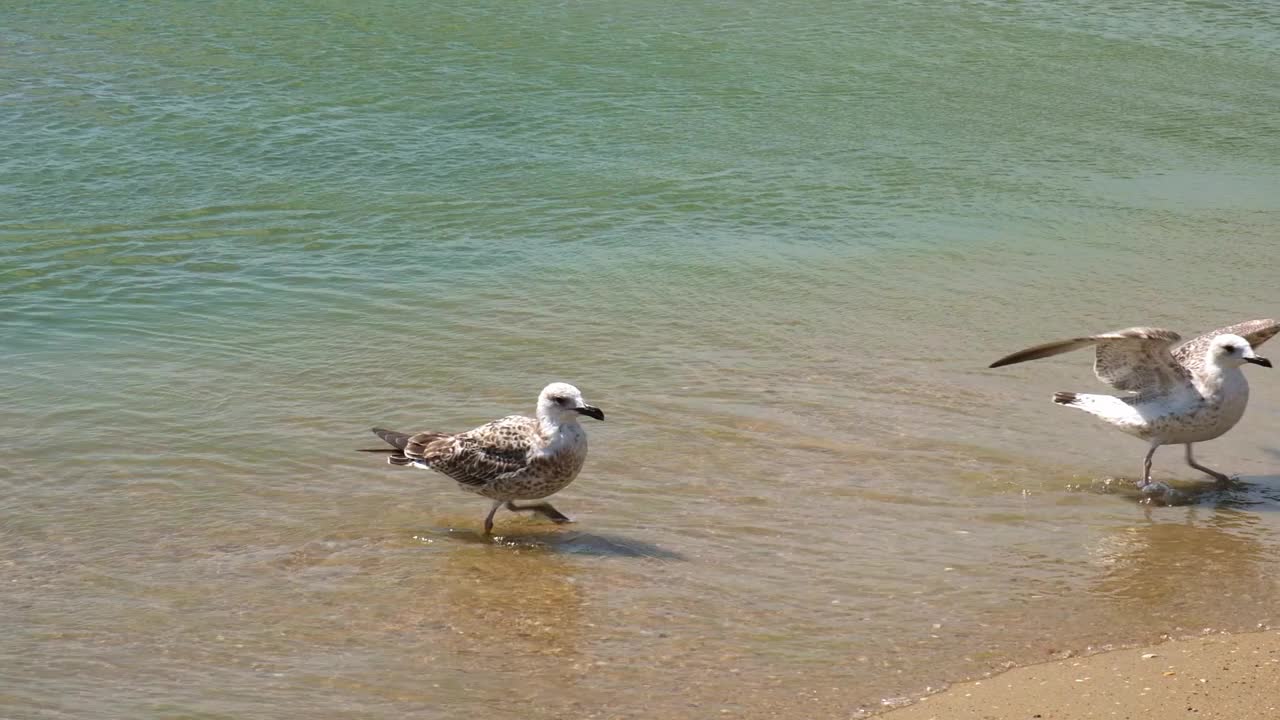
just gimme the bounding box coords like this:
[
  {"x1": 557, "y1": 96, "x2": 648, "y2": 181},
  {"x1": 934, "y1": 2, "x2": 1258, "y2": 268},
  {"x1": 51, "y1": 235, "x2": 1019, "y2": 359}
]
[{"x1": 990, "y1": 319, "x2": 1277, "y2": 492}]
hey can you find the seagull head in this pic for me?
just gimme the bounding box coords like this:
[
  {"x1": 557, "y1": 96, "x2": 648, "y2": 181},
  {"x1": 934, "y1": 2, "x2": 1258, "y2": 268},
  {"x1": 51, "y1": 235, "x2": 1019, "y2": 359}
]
[
  {"x1": 1211, "y1": 334, "x2": 1271, "y2": 369},
  {"x1": 537, "y1": 382, "x2": 605, "y2": 423}
]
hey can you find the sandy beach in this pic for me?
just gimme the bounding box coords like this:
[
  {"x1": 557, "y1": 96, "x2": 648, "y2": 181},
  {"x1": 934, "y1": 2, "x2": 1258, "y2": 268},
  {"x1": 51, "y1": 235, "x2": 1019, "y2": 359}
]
[{"x1": 882, "y1": 630, "x2": 1280, "y2": 719}]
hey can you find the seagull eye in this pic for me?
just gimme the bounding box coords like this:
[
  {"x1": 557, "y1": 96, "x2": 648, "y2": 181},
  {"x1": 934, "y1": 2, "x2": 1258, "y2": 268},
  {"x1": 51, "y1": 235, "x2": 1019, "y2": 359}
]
[
  {"x1": 554, "y1": 396, "x2": 569, "y2": 405},
  {"x1": 1223, "y1": 345, "x2": 1237, "y2": 353}
]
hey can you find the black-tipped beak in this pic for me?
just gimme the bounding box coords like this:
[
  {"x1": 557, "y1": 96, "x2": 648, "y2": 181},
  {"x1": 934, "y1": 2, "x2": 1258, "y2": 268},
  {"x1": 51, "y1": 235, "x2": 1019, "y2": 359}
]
[
  {"x1": 1246, "y1": 356, "x2": 1272, "y2": 368},
  {"x1": 575, "y1": 405, "x2": 605, "y2": 421}
]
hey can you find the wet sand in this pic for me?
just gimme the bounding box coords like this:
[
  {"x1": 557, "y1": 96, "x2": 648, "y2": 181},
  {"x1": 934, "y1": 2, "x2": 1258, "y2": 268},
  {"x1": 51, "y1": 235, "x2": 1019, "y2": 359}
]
[{"x1": 882, "y1": 630, "x2": 1280, "y2": 719}]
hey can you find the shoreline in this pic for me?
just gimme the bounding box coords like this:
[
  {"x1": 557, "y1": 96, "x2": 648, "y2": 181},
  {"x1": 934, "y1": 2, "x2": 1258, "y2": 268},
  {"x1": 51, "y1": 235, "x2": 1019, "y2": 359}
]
[{"x1": 879, "y1": 628, "x2": 1280, "y2": 719}]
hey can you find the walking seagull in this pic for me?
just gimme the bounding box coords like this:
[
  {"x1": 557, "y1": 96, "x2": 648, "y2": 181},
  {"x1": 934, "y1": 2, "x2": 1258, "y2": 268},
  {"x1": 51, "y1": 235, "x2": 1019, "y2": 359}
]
[
  {"x1": 363, "y1": 382, "x2": 604, "y2": 534},
  {"x1": 989, "y1": 319, "x2": 1278, "y2": 492}
]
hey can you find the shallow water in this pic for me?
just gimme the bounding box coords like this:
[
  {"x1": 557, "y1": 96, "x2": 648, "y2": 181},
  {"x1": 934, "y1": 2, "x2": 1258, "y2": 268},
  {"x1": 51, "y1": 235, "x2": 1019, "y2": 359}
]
[{"x1": 4, "y1": 1, "x2": 1280, "y2": 717}]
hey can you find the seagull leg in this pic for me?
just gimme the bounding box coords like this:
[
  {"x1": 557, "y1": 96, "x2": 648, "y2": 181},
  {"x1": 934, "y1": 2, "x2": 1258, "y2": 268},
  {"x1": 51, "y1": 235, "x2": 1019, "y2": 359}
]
[
  {"x1": 1185, "y1": 444, "x2": 1232, "y2": 486},
  {"x1": 506, "y1": 501, "x2": 574, "y2": 524},
  {"x1": 1140, "y1": 443, "x2": 1158, "y2": 489},
  {"x1": 483, "y1": 500, "x2": 502, "y2": 535}
]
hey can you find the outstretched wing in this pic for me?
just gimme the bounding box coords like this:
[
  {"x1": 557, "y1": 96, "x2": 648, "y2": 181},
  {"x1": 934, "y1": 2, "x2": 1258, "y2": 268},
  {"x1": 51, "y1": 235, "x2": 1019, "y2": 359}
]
[
  {"x1": 409, "y1": 415, "x2": 537, "y2": 487},
  {"x1": 1173, "y1": 318, "x2": 1280, "y2": 373},
  {"x1": 989, "y1": 326, "x2": 1189, "y2": 394}
]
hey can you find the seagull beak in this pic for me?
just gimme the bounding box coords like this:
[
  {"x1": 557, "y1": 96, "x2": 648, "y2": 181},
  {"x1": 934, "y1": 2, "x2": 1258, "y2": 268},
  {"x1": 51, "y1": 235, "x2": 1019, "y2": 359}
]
[
  {"x1": 1245, "y1": 356, "x2": 1272, "y2": 368},
  {"x1": 574, "y1": 405, "x2": 605, "y2": 421}
]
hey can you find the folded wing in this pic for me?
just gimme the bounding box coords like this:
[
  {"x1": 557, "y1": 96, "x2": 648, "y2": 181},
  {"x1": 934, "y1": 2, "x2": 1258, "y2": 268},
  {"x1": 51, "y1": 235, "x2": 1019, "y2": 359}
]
[{"x1": 402, "y1": 416, "x2": 537, "y2": 487}]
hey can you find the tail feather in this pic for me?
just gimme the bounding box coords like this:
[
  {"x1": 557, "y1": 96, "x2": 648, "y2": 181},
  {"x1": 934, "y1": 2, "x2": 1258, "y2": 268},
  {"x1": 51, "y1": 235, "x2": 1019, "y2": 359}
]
[{"x1": 1049, "y1": 391, "x2": 1145, "y2": 436}]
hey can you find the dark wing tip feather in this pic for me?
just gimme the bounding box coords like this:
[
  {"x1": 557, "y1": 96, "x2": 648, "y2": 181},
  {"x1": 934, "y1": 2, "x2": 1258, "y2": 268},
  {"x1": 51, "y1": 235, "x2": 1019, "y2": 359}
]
[
  {"x1": 989, "y1": 353, "x2": 1022, "y2": 369},
  {"x1": 371, "y1": 427, "x2": 411, "y2": 451},
  {"x1": 989, "y1": 338, "x2": 1089, "y2": 369}
]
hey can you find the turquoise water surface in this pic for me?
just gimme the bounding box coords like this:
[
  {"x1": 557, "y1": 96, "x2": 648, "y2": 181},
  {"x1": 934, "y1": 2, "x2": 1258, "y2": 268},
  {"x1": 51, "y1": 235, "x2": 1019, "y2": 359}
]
[{"x1": 4, "y1": 2, "x2": 1280, "y2": 717}]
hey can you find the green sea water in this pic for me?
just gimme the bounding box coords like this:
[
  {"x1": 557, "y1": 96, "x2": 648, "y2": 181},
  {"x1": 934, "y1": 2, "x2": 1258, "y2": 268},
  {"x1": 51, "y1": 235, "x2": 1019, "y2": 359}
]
[{"x1": 4, "y1": 1, "x2": 1280, "y2": 718}]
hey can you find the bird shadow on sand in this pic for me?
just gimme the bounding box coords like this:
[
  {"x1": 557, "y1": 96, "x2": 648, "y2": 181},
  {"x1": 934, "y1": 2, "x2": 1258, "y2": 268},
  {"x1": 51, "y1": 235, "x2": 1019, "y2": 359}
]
[
  {"x1": 411, "y1": 525, "x2": 685, "y2": 560},
  {"x1": 1083, "y1": 474, "x2": 1280, "y2": 509}
]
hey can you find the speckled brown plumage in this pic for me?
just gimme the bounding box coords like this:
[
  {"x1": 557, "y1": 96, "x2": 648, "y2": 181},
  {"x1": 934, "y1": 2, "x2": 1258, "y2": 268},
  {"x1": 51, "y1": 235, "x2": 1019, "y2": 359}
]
[{"x1": 366, "y1": 382, "x2": 603, "y2": 534}]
